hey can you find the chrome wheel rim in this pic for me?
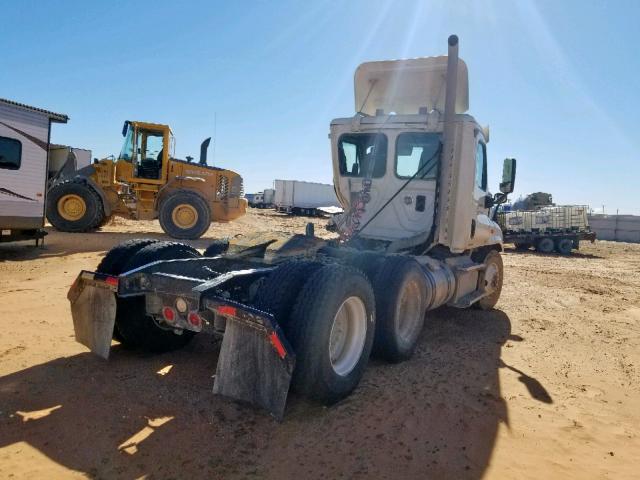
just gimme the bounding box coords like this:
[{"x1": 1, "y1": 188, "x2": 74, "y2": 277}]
[
  {"x1": 395, "y1": 278, "x2": 423, "y2": 344},
  {"x1": 329, "y1": 296, "x2": 367, "y2": 376}
]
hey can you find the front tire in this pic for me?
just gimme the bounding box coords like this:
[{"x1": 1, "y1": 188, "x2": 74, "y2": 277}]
[
  {"x1": 372, "y1": 256, "x2": 427, "y2": 362},
  {"x1": 46, "y1": 179, "x2": 104, "y2": 232},
  {"x1": 289, "y1": 264, "x2": 375, "y2": 404},
  {"x1": 474, "y1": 250, "x2": 504, "y2": 310},
  {"x1": 158, "y1": 191, "x2": 211, "y2": 240}
]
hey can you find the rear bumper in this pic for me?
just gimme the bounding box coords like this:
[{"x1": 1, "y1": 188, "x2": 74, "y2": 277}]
[
  {"x1": 67, "y1": 267, "x2": 296, "y2": 418},
  {"x1": 67, "y1": 268, "x2": 294, "y2": 363}
]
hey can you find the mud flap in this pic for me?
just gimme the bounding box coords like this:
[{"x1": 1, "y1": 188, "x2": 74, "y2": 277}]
[
  {"x1": 212, "y1": 315, "x2": 295, "y2": 420},
  {"x1": 68, "y1": 272, "x2": 118, "y2": 359}
]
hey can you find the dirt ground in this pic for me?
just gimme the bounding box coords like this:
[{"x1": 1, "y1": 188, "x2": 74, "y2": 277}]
[{"x1": 1, "y1": 209, "x2": 639, "y2": 479}]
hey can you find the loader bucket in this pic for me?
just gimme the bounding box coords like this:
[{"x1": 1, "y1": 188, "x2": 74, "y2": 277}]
[
  {"x1": 209, "y1": 301, "x2": 295, "y2": 420},
  {"x1": 68, "y1": 271, "x2": 118, "y2": 359}
]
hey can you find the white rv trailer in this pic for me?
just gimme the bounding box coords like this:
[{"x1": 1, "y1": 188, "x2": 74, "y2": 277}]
[{"x1": 0, "y1": 98, "x2": 68, "y2": 244}]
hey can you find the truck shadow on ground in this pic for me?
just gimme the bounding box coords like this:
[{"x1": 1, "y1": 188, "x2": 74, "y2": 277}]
[
  {"x1": 0, "y1": 307, "x2": 550, "y2": 479},
  {"x1": 0, "y1": 230, "x2": 219, "y2": 262}
]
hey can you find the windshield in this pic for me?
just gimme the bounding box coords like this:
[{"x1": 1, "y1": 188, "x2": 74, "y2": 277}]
[{"x1": 118, "y1": 125, "x2": 134, "y2": 162}]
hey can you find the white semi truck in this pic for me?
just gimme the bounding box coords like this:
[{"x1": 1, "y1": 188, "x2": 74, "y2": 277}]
[{"x1": 67, "y1": 35, "x2": 516, "y2": 418}]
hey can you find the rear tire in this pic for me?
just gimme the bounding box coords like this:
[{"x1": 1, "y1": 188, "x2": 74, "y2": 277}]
[
  {"x1": 95, "y1": 238, "x2": 160, "y2": 342},
  {"x1": 288, "y1": 264, "x2": 375, "y2": 404},
  {"x1": 158, "y1": 191, "x2": 211, "y2": 240},
  {"x1": 46, "y1": 179, "x2": 104, "y2": 232},
  {"x1": 346, "y1": 251, "x2": 385, "y2": 282},
  {"x1": 253, "y1": 260, "x2": 323, "y2": 331},
  {"x1": 535, "y1": 237, "x2": 555, "y2": 253},
  {"x1": 372, "y1": 256, "x2": 427, "y2": 362},
  {"x1": 203, "y1": 239, "x2": 230, "y2": 256},
  {"x1": 555, "y1": 238, "x2": 573, "y2": 255},
  {"x1": 115, "y1": 241, "x2": 201, "y2": 352},
  {"x1": 95, "y1": 239, "x2": 159, "y2": 275}
]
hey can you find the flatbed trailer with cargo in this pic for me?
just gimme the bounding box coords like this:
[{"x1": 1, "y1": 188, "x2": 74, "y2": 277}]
[{"x1": 497, "y1": 205, "x2": 596, "y2": 254}]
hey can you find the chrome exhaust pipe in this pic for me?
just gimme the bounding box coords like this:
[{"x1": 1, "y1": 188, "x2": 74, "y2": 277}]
[{"x1": 434, "y1": 35, "x2": 460, "y2": 244}]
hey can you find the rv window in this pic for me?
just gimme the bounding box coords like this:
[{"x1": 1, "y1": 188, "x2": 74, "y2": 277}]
[
  {"x1": 395, "y1": 133, "x2": 440, "y2": 179},
  {"x1": 0, "y1": 137, "x2": 22, "y2": 170},
  {"x1": 338, "y1": 133, "x2": 387, "y2": 178}
]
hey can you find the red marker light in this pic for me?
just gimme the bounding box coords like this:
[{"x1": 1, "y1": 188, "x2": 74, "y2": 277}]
[
  {"x1": 188, "y1": 311, "x2": 202, "y2": 328},
  {"x1": 217, "y1": 306, "x2": 237, "y2": 316},
  {"x1": 269, "y1": 332, "x2": 287, "y2": 359},
  {"x1": 105, "y1": 276, "x2": 118, "y2": 287},
  {"x1": 162, "y1": 306, "x2": 175, "y2": 323}
]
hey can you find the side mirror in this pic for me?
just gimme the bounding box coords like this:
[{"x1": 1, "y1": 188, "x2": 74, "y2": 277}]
[{"x1": 499, "y1": 158, "x2": 516, "y2": 194}]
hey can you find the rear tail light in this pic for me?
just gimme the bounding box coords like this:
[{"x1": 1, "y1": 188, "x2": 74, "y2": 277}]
[
  {"x1": 162, "y1": 306, "x2": 176, "y2": 323},
  {"x1": 105, "y1": 276, "x2": 119, "y2": 287},
  {"x1": 188, "y1": 311, "x2": 202, "y2": 328}
]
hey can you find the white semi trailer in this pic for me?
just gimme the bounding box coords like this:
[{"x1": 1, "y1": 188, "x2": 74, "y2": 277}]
[
  {"x1": 274, "y1": 179, "x2": 339, "y2": 215},
  {"x1": 67, "y1": 35, "x2": 516, "y2": 418}
]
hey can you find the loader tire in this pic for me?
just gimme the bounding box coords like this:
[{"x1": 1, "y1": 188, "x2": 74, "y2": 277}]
[
  {"x1": 535, "y1": 237, "x2": 555, "y2": 254},
  {"x1": 115, "y1": 242, "x2": 201, "y2": 352},
  {"x1": 289, "y1": 264, "x2": 375, "y2": 404},
  {"x1": 46, "y1": 178, "x2": 105, "y2": 232},
  {"x1": 253, "y1": 260, "x2": 323, "y2": 330},
  {"x1": 474, "y1": 250, "x2": 504, "y2": 311},
  {"x1": 158, "y1": 191, "x2": 211, "y2": 240},
  {"x1": 372, "y1": 256, "x2": 427, "y2": 362},
  {"x1": 555, "y1": 238, "x2": 573, "y2": 255},
  {"x1": 204, "y1": 239, "x2": 230, "y2": 257}
]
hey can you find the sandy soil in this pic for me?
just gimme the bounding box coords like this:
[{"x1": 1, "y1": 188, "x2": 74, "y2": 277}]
[{"x1": 1, "y1": 209, "x2": 639, "y2": 479}]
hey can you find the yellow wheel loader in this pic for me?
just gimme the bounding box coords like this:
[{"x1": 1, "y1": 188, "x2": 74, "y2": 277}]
[{"x1": 46, "y1": 121, "x2": 247, "y2": 239}]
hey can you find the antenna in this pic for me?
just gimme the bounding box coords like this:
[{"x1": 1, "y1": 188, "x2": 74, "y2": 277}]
[{"x1": 213, "y1": 112, "x2": 217, "y2": 163}]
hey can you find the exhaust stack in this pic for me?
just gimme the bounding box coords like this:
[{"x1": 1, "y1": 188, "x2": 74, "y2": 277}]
[
  {"x1": 434, "y1": 34, "x2": 460, "y2": 245},
  {"x1": 199, "y1": 137, "x2": 211, "y2": 166}
]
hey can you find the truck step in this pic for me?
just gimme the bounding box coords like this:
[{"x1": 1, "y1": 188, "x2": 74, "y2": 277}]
[
  {"x1": 449, "y1": 290, "x2": 486, "y2": 308},
  {"x1": 453, "y1": 263, "x2": 484, "y2": 273}
]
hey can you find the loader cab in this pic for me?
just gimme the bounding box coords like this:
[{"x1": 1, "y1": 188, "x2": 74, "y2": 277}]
[{"x1": 116, "y1": 121, "x2": 172, "y2": 184}]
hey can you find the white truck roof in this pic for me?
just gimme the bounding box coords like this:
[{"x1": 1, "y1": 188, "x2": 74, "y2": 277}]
[{"x1": 354, "y1": 56, "x2": 469, "y2": 116}]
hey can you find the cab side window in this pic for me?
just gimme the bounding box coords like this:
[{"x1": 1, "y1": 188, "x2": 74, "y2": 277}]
[
  {"x1": 338, "y1": 133, "x2": 387, "y2": 178},
  {"x1": 475, "y1": 142, "x2": 487, "y2": 191}
]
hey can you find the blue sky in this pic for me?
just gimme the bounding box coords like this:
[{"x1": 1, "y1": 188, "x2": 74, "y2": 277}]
[{"x1": 2, "y1": 0, "x2": 638, "y2": 214}]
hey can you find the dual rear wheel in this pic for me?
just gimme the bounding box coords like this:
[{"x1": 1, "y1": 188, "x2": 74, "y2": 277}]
[{"x1": 256, "y1": 256, "x2": 430, "y2": 404}]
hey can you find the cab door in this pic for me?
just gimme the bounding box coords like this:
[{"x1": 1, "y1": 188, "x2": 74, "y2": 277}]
[
  {"x1": 131, "y1": 126, "x2": 167, "y2": 183},
  {"x1": 114, "y1": 122, "x2": 168, "y2": 185}
]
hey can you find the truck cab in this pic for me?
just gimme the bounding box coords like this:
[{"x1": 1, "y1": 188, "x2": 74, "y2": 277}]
[{"x1": 331, "y1": 54, "x2": 513, "y2": 255}]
